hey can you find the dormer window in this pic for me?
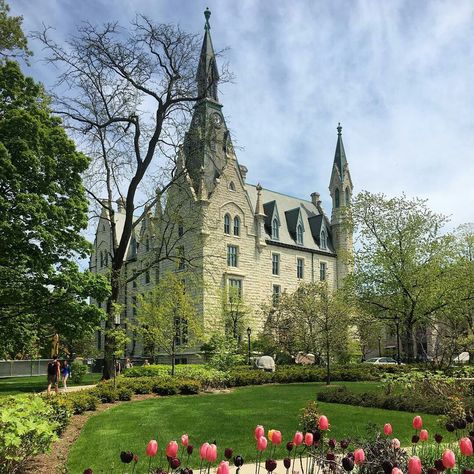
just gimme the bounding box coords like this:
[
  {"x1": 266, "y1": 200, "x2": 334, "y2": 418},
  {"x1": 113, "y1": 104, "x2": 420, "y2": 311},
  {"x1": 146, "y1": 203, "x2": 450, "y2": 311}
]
[
  {"x1": 224, "y1": 213, "x2": 231, "y2": 234},
  {"x1": 335, "y1": 188, "x2": 340, "y2": 208},
  {"x1": 320, "y1": 229, "x2": 327, "y2": 249},
  {"x1": 233, "y1": 216, "x2": 240, "y2": 236},
  {"x1": 297, "y1": 224, "x2": 303, "y2": 244},
  {"x1": 272, "y1": 218, "x2": 279, "y2": 240}
]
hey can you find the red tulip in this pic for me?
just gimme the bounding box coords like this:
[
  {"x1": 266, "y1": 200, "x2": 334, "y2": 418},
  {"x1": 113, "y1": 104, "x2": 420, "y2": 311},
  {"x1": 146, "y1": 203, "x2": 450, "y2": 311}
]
[
  {"x1": 442, "y1": 449, "x2": 456, "y2": 469},
  {"x1": 391, "y1": 438, "x2": 401, "y2": 450},
  {"x1": 391, "y1": 469, "x2": 403, "y2": 474},
  {"x1": 460, "y1": 438, "x2": 473, "y2": 457},
  {"x1": 413, "y1": 416, "x2": 423, "y2": 430},
  {"x1": 271, "y1": 430, "x2": 282, "y2": 445},
  {"x1": 206, "y1": 444, "x2": 217, "y2": 463},
  {"x1": 217, "y1": 461, "x2": 230, "y2": 474},
  {"x1": 170, "y1": 458, "x2": 181, "y2": 469},
  {"x1": 304, "y1": 433, "x2": 313, "y2": 447},
  {"x1": 319, "y1": 415, "x2": 329, "y2": 430},
  {"x1": 255, "y1": 425, "x2": 264, "y2": 440},
  {"x1": 200, "y1": 443, "x2": 210, "y2": 460},
  {"x1": 181, "y1": 434, "x2": 189, "y2": 447},
  {"x1": 166, "y1": 441, "x2": 179, "y2": 458},
  {"x1": 257, "y1": 436, "x2": 268, "y2": 452},
  {"x1": 293, "y1": 432, "x2": 303, "y2": 446},
  {"x1": 408, "y1": 456, "x2": 422, "y2": 474},
  {"x1": 146, "y1": 440, "x2": 158, "y2": 457},
  {"x1": 384, "y1": 423, "x2": 393, "y2": 436},
  {"x1": 354, "y1": 449, "x2": 365, "y2": 465},
  {"x1": 420, "y1": 429, "x2": 428, "y2": 442}
]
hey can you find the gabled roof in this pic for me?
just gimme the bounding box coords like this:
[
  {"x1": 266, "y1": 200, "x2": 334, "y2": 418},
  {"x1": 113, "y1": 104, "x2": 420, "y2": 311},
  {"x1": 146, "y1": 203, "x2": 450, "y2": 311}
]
[
  {"x1": 308, "y1": 215, "x2": 334, "y2": 252},
  {"x1": 245, "y1": 184, "x2": 335, "y2": 254}
]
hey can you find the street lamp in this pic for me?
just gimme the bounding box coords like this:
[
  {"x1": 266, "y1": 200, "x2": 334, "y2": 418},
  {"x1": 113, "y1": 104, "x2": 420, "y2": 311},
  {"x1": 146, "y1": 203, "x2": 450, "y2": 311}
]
[
  {"x1": 394, "y1": 316, "x2": 401, "y2": 365},
  {"x1": 247, "y1": 327, "x2": 252, "y2": 366}
]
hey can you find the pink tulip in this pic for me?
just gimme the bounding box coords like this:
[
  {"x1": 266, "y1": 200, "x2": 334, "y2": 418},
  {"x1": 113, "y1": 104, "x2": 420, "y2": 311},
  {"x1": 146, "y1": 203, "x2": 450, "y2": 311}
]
[
  {"x1": 200, "y1": 443, "x2": 210, "y2": 460},
  {"x1": 384, "y1": 423, "x2": 393, "y2": 436},
  {"x1": 460, "y1": 438, "x2": 473, "y2": 456},
  {"x1": 442, "y1": 449, "x2": 456, "y2": 469},
  {"x1": 319, "y1": 415, "x2": 329, "y2": 430},
  {"x1": 293, "y1": 432, "x2": 303, "y2": 446},
  {"x1": 257, "y1": 436, "x2": 268, "y2": 452},
  {"x1": 304, "y1": 432, "x2": 313, "y2": 447},
  {"x1": 354, "y1": 449, "x2": 365, "y2": 465},
  {"x1": 391, "y1": 438, "x2": 401, "y2": 450},
  {"x1": 408, "y1": 456, "x2": 422, "y2": 474},
  {"x1": 181, "y1": 434, "x2": 189, "y2": 447},
  {"x1": 271, "y1": 430, "x2": 282, "y2": 445},
  {"x1": 255, "y1": 425, "x2": 265, "y2": 440},
  {"x1": 412, "y1": 416, "x2": 423, "y2": 430},
  {"x1": 392, "y1": 469, "x2": 403, "y2": 474},
  {"x1": 206, "y1": 444, "x2": 217, "y2": 463},
  {"x1": 146, "y1": 440, "x2": 158, "y2": 457},
  {"x1": 419, "y1": 429, "x2": 428, "y2": 442},
  {"x1": 217, "y1": 461, "x2": 230, "y2": 474},
  {"x1": 166, "y1": 441, "x2": 178, "y2": 458}
]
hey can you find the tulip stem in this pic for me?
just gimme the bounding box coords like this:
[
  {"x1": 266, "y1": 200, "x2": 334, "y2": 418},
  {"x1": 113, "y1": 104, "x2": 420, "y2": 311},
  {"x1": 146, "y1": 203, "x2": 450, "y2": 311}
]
[{"x1": 148, "y1": 457, "x2": 152, "y2": 474}]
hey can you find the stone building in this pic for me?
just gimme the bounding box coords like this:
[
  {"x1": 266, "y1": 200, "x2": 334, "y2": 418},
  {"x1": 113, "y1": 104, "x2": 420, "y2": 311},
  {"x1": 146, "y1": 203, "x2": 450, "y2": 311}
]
[{"x1": 90, "y1": 9, "x2": 353, "y2": 360}]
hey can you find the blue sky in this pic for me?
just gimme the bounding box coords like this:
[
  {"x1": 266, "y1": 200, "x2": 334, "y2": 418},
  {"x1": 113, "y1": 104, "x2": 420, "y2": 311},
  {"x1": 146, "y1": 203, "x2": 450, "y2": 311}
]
[{"x1": 12, "y1": 0, "x2": 474, "y2": 229}]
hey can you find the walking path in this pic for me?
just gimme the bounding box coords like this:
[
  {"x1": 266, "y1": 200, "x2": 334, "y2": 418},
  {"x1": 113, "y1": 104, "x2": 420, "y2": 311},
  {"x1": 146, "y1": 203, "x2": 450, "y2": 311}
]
[{"x1": 43, "y1": 384, "x2": 96, "y2": 394}]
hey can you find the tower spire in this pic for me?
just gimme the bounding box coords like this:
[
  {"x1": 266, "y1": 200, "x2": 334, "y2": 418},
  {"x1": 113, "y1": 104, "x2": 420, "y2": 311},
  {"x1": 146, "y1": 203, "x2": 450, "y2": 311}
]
[
  {"x1": 333, "y1": 122, "x2": 347, "y2": 181},
  {"x1": 196, "y1": 8, "x2": 220, "y2": 102}
]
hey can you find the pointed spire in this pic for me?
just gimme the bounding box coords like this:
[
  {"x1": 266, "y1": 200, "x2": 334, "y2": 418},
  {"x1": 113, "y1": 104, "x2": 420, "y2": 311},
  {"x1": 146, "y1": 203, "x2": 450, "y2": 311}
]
[
  {"x1": 255, "y1": 183, "x2": 265, "y2": 217},
  {"x1": 196, "y1": 8, "x2": 219, "y2": 102},
  {"x1": 333, "y1": 122, "x2": 347, "y2": 181},
  {"x1": 198, "y1": 166, "x2": 209, "y2": 202}
]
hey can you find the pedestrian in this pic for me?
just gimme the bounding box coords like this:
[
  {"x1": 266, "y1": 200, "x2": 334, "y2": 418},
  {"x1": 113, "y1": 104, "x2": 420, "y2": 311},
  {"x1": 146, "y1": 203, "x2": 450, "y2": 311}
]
[
  {"x1": 61, "y1": 360, "x2": 71, "y2": 392},
  {"x1": 143, "y1": 359, "x2": 150, "y2": 366},
  {"x1": 47, "y1": 355, "x2": 61, "y2": 395},
  {"x1": 125, "y1": 358, "x2": 133, "y2": 369}
]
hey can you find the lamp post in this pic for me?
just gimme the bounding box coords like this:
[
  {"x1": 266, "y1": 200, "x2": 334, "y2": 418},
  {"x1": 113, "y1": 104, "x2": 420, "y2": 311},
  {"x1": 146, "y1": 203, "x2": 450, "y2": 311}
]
[
  {"x1": 247, "y1": 327, "x2": 252, "y2": 366},
  {"x1": 113, "y1": 321, "x2": 120, "y2": 389},
  {"x1": 378, "y1": 336, "x2": 382, "y2": 357},
  {"x1": 394, "y1": 316, "x2": 401, "y2": 365}
]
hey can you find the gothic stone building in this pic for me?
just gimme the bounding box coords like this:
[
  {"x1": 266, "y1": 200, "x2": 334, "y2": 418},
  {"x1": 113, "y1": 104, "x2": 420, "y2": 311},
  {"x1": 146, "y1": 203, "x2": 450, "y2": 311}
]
[{"x1": 90, "y1": 9, "x2": 353, "y2": 360}]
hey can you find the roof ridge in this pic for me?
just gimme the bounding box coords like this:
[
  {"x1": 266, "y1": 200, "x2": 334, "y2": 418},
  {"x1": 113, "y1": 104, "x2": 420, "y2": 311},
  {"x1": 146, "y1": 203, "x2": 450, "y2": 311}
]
[{"x1": 246, "y1": 183, "x2": 315, "y2": 206}]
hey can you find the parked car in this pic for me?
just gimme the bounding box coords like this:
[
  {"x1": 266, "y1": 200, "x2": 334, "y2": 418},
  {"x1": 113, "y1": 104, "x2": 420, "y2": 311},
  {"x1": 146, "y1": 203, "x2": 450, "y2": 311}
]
[{"x1": 363, "y1": 357, "x2": 400, "y2": 365}]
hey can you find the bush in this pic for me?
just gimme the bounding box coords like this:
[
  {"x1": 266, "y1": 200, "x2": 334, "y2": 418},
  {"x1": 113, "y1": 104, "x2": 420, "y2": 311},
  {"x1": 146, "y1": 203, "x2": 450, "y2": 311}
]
[
  {"x1": 152, "y1": 379, "x2": 179, "y2": 396},
  {"x1": 42, "y1": 396, "x2": 71, "y2": 434},
  {"x1": 177, "y1": 379, "x2": 201, "y2": 394},
  {"x1": 92, "y1": 383, "x2": 118, "y2": 403},
  {"x1": 70, "y1": 361, "x2": 88, "y2": 384},
  {"x1": 62, "y1": 391, "x2": 99, "y2": 414},
  {"x1": 117, "y1": 387, "x2": 133, "y2": 401},
  {"x1": 299, "y1": 400, "x2": 321, "y2": 433},
  {"x1": 316, "y1": 386, "x2": 447, "y2": 415},
  {"x1": 0, "y1": 396, "x2": 59, "y2": 474}
]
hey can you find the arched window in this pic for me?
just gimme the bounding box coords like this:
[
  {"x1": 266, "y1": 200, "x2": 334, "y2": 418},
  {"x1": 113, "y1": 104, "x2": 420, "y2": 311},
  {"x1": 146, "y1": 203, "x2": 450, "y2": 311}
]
[
  {"x1": 145, "y1": 236, "x2": 150, "y2": 252},
  {"x1": 297, "y1": 224, "x2": 303, "y2": 244},
  {"x1": 320, "y1": 230, "x2": 327, "y2": 249},
  {"x1": 102, "y1": 224, "x2": 106, "y2": 232},
  {"x1": 233, "y1": 216, "x2": 240, "y2": 236},
  {"x1": 131, "y1": 237, "x2": 137, "y2": 257},
  {"x1": 229, "y1": 181, "x2": 236, "y2": 191},
  {"x1": 345, "y1": 187, "x2": 350, "y2": 206},
  {"x1": 224, "y1": 213, "x2": 231, "y2": 234},
  {"x1": 272, "y1": 218, "x2": 279, "y2": 240},
  {"x1": 335, "y1": 188, "x2": 340, "y2": 208},
  {"x1": 178, "y1": 219, "x2": 184, "y2": 237},
  {"x1": 99, "y1": 251, "x2": 104, "y2": 267}
]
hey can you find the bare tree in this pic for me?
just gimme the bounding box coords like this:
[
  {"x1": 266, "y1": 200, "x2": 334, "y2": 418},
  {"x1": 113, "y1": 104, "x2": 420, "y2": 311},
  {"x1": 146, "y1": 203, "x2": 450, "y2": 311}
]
[{"x1": 35, "y1": 13, "x2": 229, "y2": 378}]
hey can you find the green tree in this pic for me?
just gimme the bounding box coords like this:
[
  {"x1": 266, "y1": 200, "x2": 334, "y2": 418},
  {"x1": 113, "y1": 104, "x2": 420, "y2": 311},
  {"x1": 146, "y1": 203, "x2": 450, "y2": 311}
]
[
  {"x1": 136, "y1": 273, "x2": 202, "y2": 375},
  {"x1": 221, "y1": 285, "x2": 248, "y2": 341},
  {"x1": 0, "y1": 0, "x2": 31, "y2": 62},
  {"x1": 348, "y1": 191, "x2": 459, "y2": 361}
]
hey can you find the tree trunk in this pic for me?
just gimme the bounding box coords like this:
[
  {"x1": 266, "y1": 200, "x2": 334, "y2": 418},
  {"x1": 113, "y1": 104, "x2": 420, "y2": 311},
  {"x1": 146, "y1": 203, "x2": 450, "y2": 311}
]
[
  {"x1": 326, "y1": 337, "x2": 330, "y2": 386},
  {"x1": 171, "y1": 337, "x2": 176, "y2": 376}
]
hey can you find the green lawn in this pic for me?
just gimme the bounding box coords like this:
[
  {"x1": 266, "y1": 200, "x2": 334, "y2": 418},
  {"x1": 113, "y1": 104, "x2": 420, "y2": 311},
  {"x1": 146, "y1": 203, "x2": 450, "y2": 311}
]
[
  {"x1": 68, "y1": 382, "x2": 446, "y2": 473},
  {"x1": 0, "y1": 373, "x2": 101, "y2": 397}
]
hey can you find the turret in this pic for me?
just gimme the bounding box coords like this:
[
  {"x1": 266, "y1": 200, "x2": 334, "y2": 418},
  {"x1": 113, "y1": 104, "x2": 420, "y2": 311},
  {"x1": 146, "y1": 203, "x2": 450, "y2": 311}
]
[{"x1": 328, "y1": 123, "x2": 353, "y2": 286}]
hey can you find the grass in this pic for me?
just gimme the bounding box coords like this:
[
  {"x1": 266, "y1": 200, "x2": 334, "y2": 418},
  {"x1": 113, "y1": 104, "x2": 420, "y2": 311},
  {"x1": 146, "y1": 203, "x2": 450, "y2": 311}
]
[
  {"x1": 68, "y1": 382, "x2": 446, "y2": 473},
  {"x1": 0, "y1": 373, "x2": 101, "y2": 396}
]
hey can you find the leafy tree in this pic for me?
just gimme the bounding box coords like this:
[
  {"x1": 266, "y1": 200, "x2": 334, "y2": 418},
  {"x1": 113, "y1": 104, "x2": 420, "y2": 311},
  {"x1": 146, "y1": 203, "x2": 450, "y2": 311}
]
[
  {"x1": 136, "y1": 273, "x2": 202, "y2": 375},
  {"x1": 0, "y1": 0, "x2": 31, "y2": 62},
  {"x1": 221, "y1": 285, "x2": 248, "y2": 341},
  {"x1": 0, "y1": 28, "x2": 109, "y2": 357},
  {"x1": 36, "y1": 13, "x2": 230, "y2": 378},
  {"x1": 348, "y1": 191, "x2": 461, "y2": 361}
]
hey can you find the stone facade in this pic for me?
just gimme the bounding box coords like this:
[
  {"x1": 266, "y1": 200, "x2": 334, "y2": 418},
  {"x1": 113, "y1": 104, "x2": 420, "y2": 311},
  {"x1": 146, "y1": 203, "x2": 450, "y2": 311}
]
[{"x1": 89, "y1": 9, "x2": 354, "y2": 358}]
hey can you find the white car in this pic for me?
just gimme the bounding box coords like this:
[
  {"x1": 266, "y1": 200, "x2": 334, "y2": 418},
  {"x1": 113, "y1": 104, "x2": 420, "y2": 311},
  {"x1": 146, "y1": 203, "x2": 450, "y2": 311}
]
[{"x1": 363, "y1": 357, "x2": 399, "y2": 365}]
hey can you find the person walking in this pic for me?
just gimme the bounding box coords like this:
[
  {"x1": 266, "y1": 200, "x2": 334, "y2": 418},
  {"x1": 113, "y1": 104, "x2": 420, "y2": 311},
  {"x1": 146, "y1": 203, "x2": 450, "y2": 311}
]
[
  {"x1": 47, "y1": 355, "x2": 61, "y2": 395},
  {"x1": 61, "y1": 360, "x2": 71, "y2": 392}
]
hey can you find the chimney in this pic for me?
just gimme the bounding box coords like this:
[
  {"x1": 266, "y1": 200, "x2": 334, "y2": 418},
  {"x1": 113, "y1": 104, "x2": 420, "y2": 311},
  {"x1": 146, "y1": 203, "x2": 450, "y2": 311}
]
[
  {"x1": 239, "y1": 164, "x2": 248, "y2": 182},
  {"x1": 311, "y1": 192, "x2": 323, "y2": 213},
  {"x1": 116, "y1": 197, "x2": 126, "y2": 213}
]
